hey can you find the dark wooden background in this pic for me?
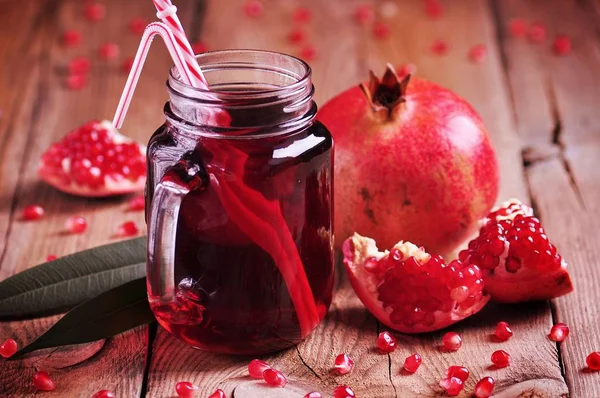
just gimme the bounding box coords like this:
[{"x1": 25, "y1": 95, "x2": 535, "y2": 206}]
[{"x1": 1, "y1": 0, "x2": 599, "y2": 396}]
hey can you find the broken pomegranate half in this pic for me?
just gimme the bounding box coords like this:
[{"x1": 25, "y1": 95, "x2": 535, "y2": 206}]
[
  {"x1": 460, "y1": 199, "x2": 573, "y2": 303},
  {"x1": 39, "y1": 120, "x2": 146, "y2": 197},
  {"x1": 342, "y1": 233, "x2": 489, "y2": 333}
]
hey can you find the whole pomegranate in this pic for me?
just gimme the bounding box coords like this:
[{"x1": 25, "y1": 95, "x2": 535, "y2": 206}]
[{"x1": 317, "y1": 64, "x2": 499, "y2": 256}]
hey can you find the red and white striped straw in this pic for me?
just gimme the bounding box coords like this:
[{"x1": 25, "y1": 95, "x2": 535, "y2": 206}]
[{"x1": 152, "y1": 0, "x2": 208, "y2": 89}]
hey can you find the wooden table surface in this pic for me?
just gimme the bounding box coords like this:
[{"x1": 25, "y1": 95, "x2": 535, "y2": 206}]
[{"x1": 1, "y1": 0, "x2": 600, "y2": 396}]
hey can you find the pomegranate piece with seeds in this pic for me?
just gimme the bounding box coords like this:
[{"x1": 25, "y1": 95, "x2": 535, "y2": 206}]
[
  {"x1": 208, "y1": 389, "x2": 225, "y2": 398},
  {"x1": 248, "y1": 359, "x2": 270, "y2": 378},
  {"x1": 22, "y1": 205, "x2": 44, "y2": 221},
  {"x1": 33, "y1": 371, "x2": 56, "y2": 391},
  {"x1": 460, "y1": 198, "x2": 573, "y2": 303},
  {"x1": 439, "y1": 376, "x2": 463, "y2": 396},
  {"x1": 549, "y1": 323, "x2": 569, "y2": 342},
  {"x1": 263, "y1": 368, "x2": 287, "y2": 387},
  {"x1": 129, "y1": 195, "x2": 145, "y2": 211},
  {"x1": 494, "y1": 321, "x2": 513, "y2": 341},
  {"x1": 333, "y1": 386, "x2": 355, "y2": 398},
  {"x1": 491, "y1": 350, "x2": 511, "y2": 368},
  {"x1": 442, "y1": 332, "x2": 462, "y2": 352},
  {"x1": 403, "y1": 353, "x2": 422, "y2": 373},
  {"x1": 377, "y1": 331, "x2": 397, "y2": 353},
  {"x1": 39, "y1": 120, "x2": 146, "y2": 197},
  {"x1": 62, "y1": 30, "x2": 82, "y2": 47},
  {"x1": 445, "y1": 366, "x2": 469, "y2": 381},
  {"x1": 474, "y1": 376, "x2": 495, "y2": 398},
  {"x1": 587, "y1": 352, "x2": 600, "y2": 370},
  {"x1": 117, "y1": 221, "x2": 139, "y2": 237},
  {"x1": 553, "y1": 35, "x2": 572, "y2": 56},
  {"x1": 343, "y1": 234, "x2": 489, "y2": 333},
  {"x1": 92, "y1": 390, "x2": 115, "y2": 398},
  {"x1": 84, "y1": 3, "x2": 106, "y2": 22},
  {"x1": 334, "y1": 353, "x2": 354, "y2": 375},
  {"x1": 0, "y1": 338, "x2": 18, "y2": 358},
  {"x1": 175, "y1": 381, "x2": 198, "y2": 397},
  {"x1": 99, "y1": 43, "x2": 119, "y2": 60},
  {"x1": 65, "y1": 215, "x2": 87, "y2": 234}
]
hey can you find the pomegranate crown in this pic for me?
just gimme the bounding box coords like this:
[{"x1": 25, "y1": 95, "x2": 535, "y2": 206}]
[{"x1": 360, "y1": 63, "x2": 410, "y2": 116}]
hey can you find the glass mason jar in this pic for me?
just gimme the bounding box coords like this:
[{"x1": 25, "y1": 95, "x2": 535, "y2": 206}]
[{"x1": 145, "y1": 50, "x2": 334, "y2": 355}]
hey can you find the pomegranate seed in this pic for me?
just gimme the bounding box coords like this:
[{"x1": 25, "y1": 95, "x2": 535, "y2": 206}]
[
  {"x1": 333, "y1": 386, "x2": 355, "y2": 398},
  {"x1": 474, "y1": 377, "x2": 495, "y2": 398},
  {"x1": 248, "y1": 359, "x2": 270, "y2": 378},
  {"x1": 68, "y1": 56, "x2": 91, "y2": 75},
  {"x1": 439, "y1": 377, "x2": 463, "y2": 396},
  {"x1": 553, "y1": 35, "x2": 572, "y2": 56},
  {"x1": 431, "y1": 39, "x2": 449, "y2": 55},
  {"x1": 175, "y1": 381, "x2": 198, "y2": 397},
  {"x1": 66, "y1": 215, "x2": 87, "y2": 234},
  {"x1": 334, "y1": 353, "x2": 354, "y2": 375},
  {"x1": 548, "y1": 323, "x2": 569, "y2": 342},
  {"x1": 377, "y1": 331, "x2": 397, "y2": 353},
  {"x1": 92, "y1": 390, "x2": 116, "y2": 398},
  {"x1": 62, "y1": 29, "x2": 82, "y2": 47},
  {"x1": 442, "y1": 332, "x2": 462, "y2": 351},
  {"x1": 84, "y1": 3, "x2": 106, "y2": 22},
  {"x1": 129, "y1": 195, "x2": 145, "y2": 211},
  {"x1": 372, "y1": 22, "x2": 391, "y2": 40},
  {"x1": 491, "y1": 350, "x2": 511, "y2": 368},
  {"x1": 403, "y1": 353, "x2": 422, "y2": 373},
  {"x1": 397, "y1": 63, "x2": 416, "y2": 78},
  {"x1": 262, "y1": 368, "x2": 287, "y2": 387},
  {"x1": 66, "y1": 74, "x2": 87, "y2": 90},
  {"x1": 129, "y1": 17, "x2": 147, "y2": 35},
  {"x1": 46, "y1": 254, "x2": 58, "y2": 262},
  {"x1": 99, "y1": 43, "x2": 119, "y2": 60},
  {"x1": 122, "y1": 58, "x2": 134, "y2": 74},
  {"x1": 379, "y1": 1, "x2": 399, "y2": 18},
  {"x1": 424, "y1": 0, "x2": 443, "y2": 19},
  {"x1": 469, "y1": 44, "x2": 487, "y2": 63},
  {"x1": 293, "y1": 7, "x2": 312, "y2": 24},
  {"x1": 304, "y1": 392, "x2": 322, "y2": 398},
  {"x1": 191, "y1": 41, "x2": 208, "y2": 54},
  {"x1": 208, "y1": 389, "x2": 225, "y2": 398},
  {"x1": 529, "y1": 23, "x2": 546, "y2": 43},
  {"x1": 22, "y1": 205, "x2": 44, "y2": 221},
  {"x1": 587, "y1": 352, "x2": 600, "y2": 370},
  {"x1": 117, "y1": 221, "x2": 139, "y2": 237},
  {"x1": 354, "y1": 4, "x2": 375, "y2": 25},
  {"x1": 288, "y1": 29, "x2": 305, "y2": 44},
  {"x1": 509, "y1": 18, "x2": 527, "y2": 37},
  {"x1": 300, "y1": 45, "x2": 317, "y2": 61},
  {"x1": 243, "y1": 0, "x2": 263, "y2": 18},
  {"x1": 494, "y1": 321, "x2": 513, "y2": 341},
  {"x1": 445, "y1": 366, "x2": 469, "y2": 381},
  {"x1": 33, "y1": 371, "x2": 56, "y2": 391},
  {"x1": 0, "y1": 339, "x2": 18, "y2": 358}
]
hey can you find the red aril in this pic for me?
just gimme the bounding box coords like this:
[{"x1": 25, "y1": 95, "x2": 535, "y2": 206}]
[
  {"x1": 334, "y1": 353, "x2": 354, "y2": 375},
  {"x1": 431, "y1": 39, "x2": 449, "y2": 55},
  {"x1": 491, "y1": 350, "x2": 510, "y2": 368},
  {"x1": 372, "y1": 22, "x2": 391, "y2": 39},
  {"x1": 117, "y1": 221, "x2": 139, "y2": 237},
  {"x1": 509, "y1": 19, "x2": 527, "y2": 38},
  {"x1": 318, "y1": 64, "x2": 498, "y2": 256},
  {"x1": 445, "y1": 366, "x2": 469, "y2": 381},
  {"x1": 243, "y1": 0, "x2": 263, "y2": 18},
  {"x1": 293, "y1": 7, "x2": 312, "y2": 24},
  {"x1": 354, "y1": 4, "x2": 374, "y2": 25},
  {"x1": 474, "y1": 376, "x2": 495, "y2": 398},
  {"x1": 424, "y1": 0, "x2": 443, "y2": 19},
  {"x1": 92, "y1": 390, "x2": 115, "y2": 398},
  {"x1": 65, "y1": 215, "x2": 87, "y2": 234},
  {"x1": 288, "y1": 29, "x2": 305, "y2": 44},
  {"x1": 39, "y1": 120, "x2": 146, "y2": 197},
  {"x1": 129, "y1": 17, "x2": 147, "y2": 35},
  {"x1": 62, "y1": 30, "x2": 82, "y2": 47},
  {"x1": 46, "y1": 254, "x2": 58, "y2": 262},
  {"x1": 553, "y1": 35, "x2": 572, "y2": 56},
  {"x1": 469, "y1": 44, "x2": 487, "y2": 63},
  {"x1": 84, "y1": 3, "x2": 106, "y2": 22},
  {"x1": 175, "y1": 381, "x2": 198, "y2": 397},
  {"x1": 22, "y1": 205, "x2": 44, "y2": 221},
  {"x1": 529, "y1": 23, "x2": 546, "y2": 43},
  {"x1": 300, "y1": 45, "x2": 317, "y2": 61},
  {"x1": 333, "y1": 386, "x2": 355, "y2": 398},
  {"x1": 549, "y1": 323, "x2": 569, "y2": 342},
  {"x1": 459, "y1": 199, "x2": 573, "y2": 303},
  {"x1": 343, "y1": 234, "x2": 489, "y2": 333},
  {"x1": 99, "y1": 43, "x2": 119, "y2": 60},
  {"x1": 208, "y1": 389, "x2": 225, "y2": 398},
  {"x1": 403, "y1": 353, "x2": 422, "y2": 373},
  {"x1": 129, "y1": 195, "x2": 145, "y2": 211},
  {"x1": 263, "y1": 368, "x2": 287, "y2": 387},
  {"x1": 442, "y1": 332, "x2": 463, "y2": 351},
  {"x1": 66, "y1": 74, "x2": 87, "y2": 90},
  {"x1": 33, "y1": 371, "x2": 56, "y2": 391},
  {"x1": 122, "y1": 58, "x2": 134, "y2": 74},
  {"x1": 439, "y1": 377, "x2": 463, "y2": 396},
  {"x1": 248, "y1": 359, "x2": 270, "y2": 378},
  {"x1": 377, "y1": 331, "x2": 397, "y2": 353},
  {"x1": 494, "y1": 321, "x2": 513, "y2": 341},
  {"x1": 304, "y1": 393, "x2": 322, "y2": 398},
  {"x1": 587, "y1": 352, "x2": 600, "y2": 370},
  {"x1": 68, "y1": 56, "x2": 91, "y2": 75},
  {"x1": 396, "y1": 63, "x2": 416, "y2": 78},
  {"x1": 0, "y1": 338, "x2": 17, "y2": 358},
  {"x1": 192, "y1": 41, "x2": 208, "y2": 54}
]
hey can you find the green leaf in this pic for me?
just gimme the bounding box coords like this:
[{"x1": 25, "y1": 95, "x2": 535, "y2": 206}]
[
  {"x1": 12, "y1": 277, "x2": 153, "y2": 358},
  {"x1": 0, "y1": 237, "x2": 147, "y2": 319}
]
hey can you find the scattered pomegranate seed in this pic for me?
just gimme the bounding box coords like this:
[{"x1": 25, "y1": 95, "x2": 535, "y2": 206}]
[
  {"x1": 248, "y1": 359, "x2": 271, "y2": 378},
  {"x1": 439, "y1": 377, "x2": 463, "y2": 396},
  {"x1": 293, "y1": 7, "x2": 312, "y2": 24},
  {"x1": 288, "y1": 29, "x2": 305, "y2": 44},
  {"x1": 84, "y1": 3, "x2": 106, "y2": 22},
  {"x1": 494, "y1": 321, "x2": 513, "y2": 341},
  {"x1": 304, "y1": 392, "x2": 322, "y2": 398},
  {"x1": 474, "y1": 376, "x2": 495, "y2": 398},
  {"x1": 491, "y1": 350, "x2": 511, "y2": 368},
  {"x1": 128, "y1": 195, "x2": 145, "y2": 211},
  {"x1": 397, "y1": 63, "x2": 416, "y2": 78},
  {"x1": 46, "y1": 254, "x2": 58, "y2": 262},
  {"x1": 33, "y1": 371, "x2": 56, "y2": 391},
  {"x1": 243, "y1": 0, "x2": 263, "y2": 18},
  {"x1": 99, "y1": 43, "x2": 119, "y2": 60},
  {"x1": 22, "y1": 205, "x2": 44, "y2": 221},
  {"x1": 333, "y1": 386, "x2": 355, "y2": 398},
  {"x1": 528, "y1": 23, "x2": 546, "y2": 43},
  {"x1": 553, "y1": 35, "x2": 572, "y2": 56},
  {"x1": 548, "y1": 323, "x2": 569, "y2": 342},
  {"x1": 300, "y1": 45, "x2": 317, "y2": 61},
  {"x1": 68, "y1": 56, "x2": 91, "y2": 75},
  {"x1": 445, "y1": 366, "x2": 469, "y2": 381},
  {"x1": 207, "y1": 389, "x2": 225, "y2": 398},
  {"x1": 129, "y1": 17, "x2": 147, "y2": 35},
  {"x1": 469, "y1": 44, "x2": 487, "y2": 63},
  {"x1": 379, "y1": 1, "x2": 399, "y2": 18},
  {"x1": 0, "y1": 339, "x2": 18, "y2": 358},
  {"x1": 354, "y1": 4, "x2": 375, "y2": 25},
  {"x1": 66, "y1": 74, "x2": 87, "y2": 90},
  {"x1": 431, "y1": 39, "x2": 449, "y2": 55},
  {"x1": 442, "y1": 332, "x2": 462, "y2": 351},
  {"x1": 92, "y1": 390, "x2": 116, "y2": 398},
  {"x1": 191, "y1": 41, "x2": 208, "y2": 54},
  {"x1": 424, "y1": 0, "x2": 443, "y2": 19},
  {"x1": 587, "y1": 352, "x2": 600, "y2": 370},
  {"x1": 65, "y1": 215, "x2": 87, "y2": 234},
  {"x1": 509, "y1": 18, "x2": 527, "y2": 37},
  {"x1": 117, "y1": 221, "x2": 139, "y2": 237},
  {"x1": 334, "y1": 353, "x2": 354, "y2": 375},
  {"x1": 62, "y1": 29, "x2": 82, "y2": 47},
  {"x1": 122, "y1": 58, "x2": 134, "y2": 74},
  {"x1": 377, "y1": 331, "x2": 397, "y2": 353},
  {"x1": 372, "y1": 22, "x2": 391, "y2": 40},
  {"x1": 262, "y1": 368, "x2": 287, "y2": 387},
  {"x1": 403, "y1": 353, "x2": 422, "y2": 373},
  {"x1": 175, "y1": 381, "x2": 198, "y2": 397}
]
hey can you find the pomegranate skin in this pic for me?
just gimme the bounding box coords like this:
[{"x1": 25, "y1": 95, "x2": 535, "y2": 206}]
[{"x1": 317, "y1": 68, "x2": 499, "y2": 256}]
